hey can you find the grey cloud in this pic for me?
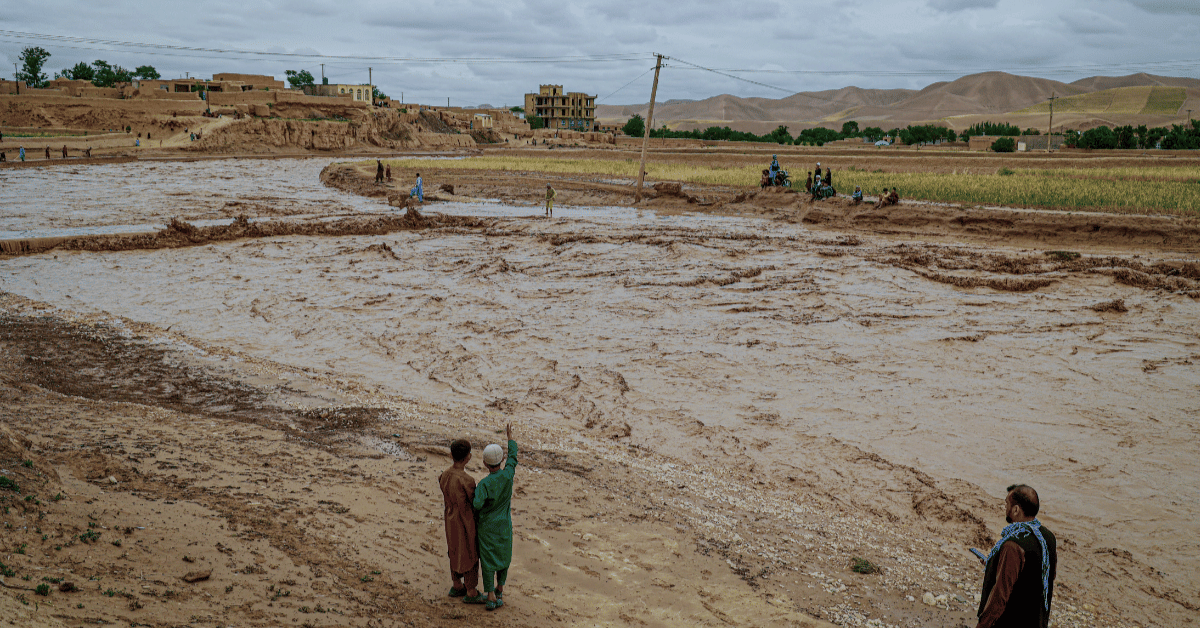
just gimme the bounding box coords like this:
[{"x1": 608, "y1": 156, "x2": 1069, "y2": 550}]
[
  {"x1": 1125, "y1": 0, "x2": 1200, "y2": 15},
  {"x1": 1059, "y1": 10, "x2": 1126, "y2": 34},
  {"x1": 927, "y1": 0, "x2": 998, "y2": 12}
]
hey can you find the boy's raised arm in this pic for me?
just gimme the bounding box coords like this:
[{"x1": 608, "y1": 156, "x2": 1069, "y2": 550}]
[{"x1": 506, "y1": 423, "x2": 518, "y2": 471}]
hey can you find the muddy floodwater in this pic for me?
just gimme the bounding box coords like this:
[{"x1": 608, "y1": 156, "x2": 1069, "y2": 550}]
[{"x1": 2, "y1": 158, "x2": 1198, "y2": 624}]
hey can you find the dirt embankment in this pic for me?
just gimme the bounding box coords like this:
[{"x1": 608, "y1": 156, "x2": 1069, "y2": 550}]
[
  {"x1": 44, "y1": 210, "x2": 493, "y2": 254},
  {"x1": 327, "y1": 158, "x2": 1200, "y2": 254}
]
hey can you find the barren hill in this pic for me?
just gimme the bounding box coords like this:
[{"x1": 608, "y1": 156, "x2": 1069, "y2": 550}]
[{"x1": 597, "y1": 70, "x2": 1199, "y2": 132}]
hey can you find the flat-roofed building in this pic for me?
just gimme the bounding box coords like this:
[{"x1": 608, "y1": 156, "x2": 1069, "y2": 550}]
[{"x1": 524, "y1": 85, "x2": 596, "y2": 131}]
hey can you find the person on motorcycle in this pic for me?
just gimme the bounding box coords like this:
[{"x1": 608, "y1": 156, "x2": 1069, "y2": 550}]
[{"x1": 768, "y1": 155, "x2": 780, "y2": 183}]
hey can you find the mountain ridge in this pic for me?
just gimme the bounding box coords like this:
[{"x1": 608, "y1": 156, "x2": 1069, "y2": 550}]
[{"x1": 596, "y1": 71, "x2": 1200, "y2": 132}]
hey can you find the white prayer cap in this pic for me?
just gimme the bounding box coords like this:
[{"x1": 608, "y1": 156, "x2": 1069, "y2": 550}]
[{"x1": 483, "y1": 444, "x2": 505, "y2": 466}]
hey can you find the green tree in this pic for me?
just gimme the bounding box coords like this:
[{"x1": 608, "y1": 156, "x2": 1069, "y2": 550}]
[
  {"x1": 1079, "y1": 126, "x2": 1117, "y2": 149},
  {"x1": 285, "y1": 69, "x2": 316, "y2": 89},
  {"x1": 765, "y1": 125, "x2": 792, "y2": 144},
  {"x1": 91, "y1": 60, "x2": 133, "y2": 87},
  {"x1": 861, "y1": 126, "x2": 884, "y2": 141},
  {"x1": 622, "y1": 114, "x2": 645, "y2": 137},
  {"x1": 134, "y1": 65, "x2": 160, "y2": 80},
  {"x1": 509, "y1": 106, "x2": 524, "y2": 113},
  {"x1": 840, "y1": 121, "x2": 860, "y2": 137},
  {"x1": 991, "y1": 137, "x2": 1017, "y2": 153},
  {"x1": 372, "y1": 86, "x2": 387, "y2": 101},
  {"x1": 16, "y1": 46, "x2": 51, "y2": 88},
  {"x1": 527, "y1": 115, "x2": 544, "y2": 130},
  {"x1": 60, "y1": 61, "x2": 96, "y2": 82}
]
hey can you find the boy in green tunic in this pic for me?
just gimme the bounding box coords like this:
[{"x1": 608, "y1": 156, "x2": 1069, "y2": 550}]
[{"x1": 473, "y1": 423, "x2": 518, "y2": 611}]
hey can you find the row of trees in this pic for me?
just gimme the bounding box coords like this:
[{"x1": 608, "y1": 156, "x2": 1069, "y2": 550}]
[
  {"x1": 619, "y1": 115, "x2": 967, "y2": 147},
  {"x1": 1065, "y1": 122, "x2": 1200, "y2": 150},
  {"x1": 14, "y1": 46, "x2": 159, "y2": 89}
]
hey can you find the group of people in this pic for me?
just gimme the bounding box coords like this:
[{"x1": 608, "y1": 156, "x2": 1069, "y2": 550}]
[
  {"x1": 439, "y1": 424, "x2": 520, "y2": 611},
  {"x1": 433, "y1": 423, "x2": 1055, "y2": 627},
  {"x1": 372, "y1": 162, "x2": 425, "y2": 202},
  {"x1": 374, "y1": 160, "x2": 394, "y2": 184},
  {"x1": 0, "y1": 145, "x2": 94, "y2": 162},
  {"x1": 807, "y1": 162, "x2": 836, "y2": 199}
]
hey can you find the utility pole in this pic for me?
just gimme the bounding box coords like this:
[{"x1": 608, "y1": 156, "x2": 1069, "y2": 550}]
[
  {"x1": 634, "y1": 54, "x2": 664, "y2": 204},
  {"x1": 320, "y1": 64, "x2": 325, "y2": 84},
  {"x1": 1188, "y1": 109, "x2": 1194, "y2": 123},
  {"x1": 13, "y1": 63, "x2": 18, "y2": 94},
  {"x1": 447, "y1": 97, "x2": 450, "y2": 108},
  {"x1": 1046, "y1": 93, "x2": 1058, "y2": 152}
]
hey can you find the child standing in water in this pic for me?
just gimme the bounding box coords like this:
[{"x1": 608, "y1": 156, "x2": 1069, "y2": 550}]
[
  {"x1": 439, "y1": 439, "x2": 486, "y2": 605},
  {"x1": 473, "y1": 424, "x2": 518, "y2": 611}
]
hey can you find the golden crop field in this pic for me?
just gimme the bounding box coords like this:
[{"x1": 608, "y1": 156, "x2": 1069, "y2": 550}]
[
  {"x1": 377, "y1": 156, "x2": 1200, "y2": 216},
  {"x1": 1015, "y1": 86, "x2": 1186, "y2": 116},
  {"x1": 1142, "y1": 86, "x2": 1187, "y2": 115}
]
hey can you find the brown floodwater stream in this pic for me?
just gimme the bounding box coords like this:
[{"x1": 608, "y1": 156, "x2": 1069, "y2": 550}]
[{"x1": 1, "y1": 159, "x2": 1197, "y2": 620}]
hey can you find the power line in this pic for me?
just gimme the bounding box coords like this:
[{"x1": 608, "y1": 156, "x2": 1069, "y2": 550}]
[
  {"x1": 663, "y1": 55, "x2": 792, "y2": 93},
  {"x1": 0, "y1": 30, "x2": 650, "y2": 64},
  {"x1": 598, "y1": 66, "x2": 656, "y2": 102}
]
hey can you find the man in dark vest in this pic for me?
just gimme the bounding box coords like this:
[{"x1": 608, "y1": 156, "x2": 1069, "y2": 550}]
[{"x1": 974, "y1": 484, "x2": 1057, "y2": 628}]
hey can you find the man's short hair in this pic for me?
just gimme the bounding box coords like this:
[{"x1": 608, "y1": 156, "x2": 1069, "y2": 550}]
[
  {"x1": 1006, "y1": 484, "x2": 1040, "y2": 517},
  {"x1": 450, "y1": 439, "x2": 472, "y2": 462}
]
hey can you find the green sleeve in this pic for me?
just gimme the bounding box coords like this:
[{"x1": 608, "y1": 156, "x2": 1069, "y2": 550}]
[
  {"x1": 506, "y1": 440, "x2": 518, "y2": 474},
  {"x1": 472, "y1": 479, "x2": 489, "y2": 512}
]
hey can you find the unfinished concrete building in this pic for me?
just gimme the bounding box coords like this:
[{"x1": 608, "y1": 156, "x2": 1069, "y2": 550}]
[{"x1": 524, "y1": 85, "x2": 596, "y2": 131}]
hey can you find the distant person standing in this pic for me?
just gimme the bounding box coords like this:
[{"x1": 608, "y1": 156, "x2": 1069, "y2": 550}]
[
  {"x1": 386, "y1": 164, "x2": 392, "y2": 182},
  {"x1": 0, "y1": 151, "x2": 6, "y2": 162},
  {"x1": 375, "y1": 160, "x2": 385, "y2": 184},
  {"x1": 805, "y1": 172, "x2": 813, "y2": 192},
  {"x1": 814, "y1": 162, "x2": 822, "y2": 181},
  {"x1": 973, "y1": 484, "x2": 1057, "y2": 628},
  {"x1": 824, "y1": 167, "x2": 832, "y2": 187},
  {"x1": 545, "y1": 184, "x2": 556, "y2": 218},
  {"x1": 19, "y1": 146, "x2": 26, "y2": 162},
  {"x1": 45, "y1": 146, "x2": 51, "y2": 159},
  {"x1": 62, "y1": 145, "x2": 68, "y2": 158},
  {"x1": 412, "y1": 173, "x2": 424, "y2": 202}
]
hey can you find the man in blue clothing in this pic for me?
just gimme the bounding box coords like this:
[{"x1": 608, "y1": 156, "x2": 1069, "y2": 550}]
[
  {"x1": 473, "y1": 423, "x2": 518, "y2": 611},
  {"x1": 412, "y1": 173, "x2": 424, "y2": 202}
]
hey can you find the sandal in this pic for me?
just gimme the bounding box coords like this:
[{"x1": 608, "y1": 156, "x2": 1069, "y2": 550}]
[
  {"x1": 486, "y1": 598, "x2": 505, "y2": 611},
  {"x1": 462, "y1": 593, "x2": 487, "y2": 604},
  {"x1": 448, "y1": 587, "x2": 467, "y2": 598}
]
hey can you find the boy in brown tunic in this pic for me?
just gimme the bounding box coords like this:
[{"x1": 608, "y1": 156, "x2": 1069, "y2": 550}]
[{"x1": 439, "y1": 439, "x2": 486, "y2": 603}]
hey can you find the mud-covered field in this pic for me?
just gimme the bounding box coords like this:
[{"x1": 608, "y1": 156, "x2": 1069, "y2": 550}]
[{"x1": 1, "y1": 154, "x2": 1197, "y2": 628}]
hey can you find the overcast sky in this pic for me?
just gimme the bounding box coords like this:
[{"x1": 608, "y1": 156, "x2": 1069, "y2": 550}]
[{"x1": 2, "y1": 0, "x2": 1198, "y2": 106}]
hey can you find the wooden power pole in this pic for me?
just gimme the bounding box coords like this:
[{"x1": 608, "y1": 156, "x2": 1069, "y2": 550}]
[
  {"x1": 1046, "y1": 93, "x2": 1058, "y2": 152},
  {"x1": 634, "y1": 54, "x2": 664, "y2": 204}
]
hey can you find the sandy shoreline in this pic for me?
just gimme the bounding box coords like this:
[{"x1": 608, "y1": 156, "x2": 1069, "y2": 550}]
[{"x1": 1, "y1": 155, "x2": 1197, "y2": 627}]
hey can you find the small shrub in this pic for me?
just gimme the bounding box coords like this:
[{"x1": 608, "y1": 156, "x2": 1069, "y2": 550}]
[
  {"x1": 0, "y1": 476, "x2": 19, "y2": 493},
  {"x1": 35, "y1": 583, "x2": 50, "y2": 596},
  {"x1": 22, "y1": 460, "x2": 33, "y2": 468},
  {"x1": 1046, "y1": 250, "x2": 1081, "y2": 261},
  {"x1": 851, "y1": 557, "x2": 881, "y2": 574},
  {"x1": 991, "y1": 137, "x2": 1017, "y2": 153},
  {"x1": 998, "y1": 167, "x2": 1016, "y2": 176}
]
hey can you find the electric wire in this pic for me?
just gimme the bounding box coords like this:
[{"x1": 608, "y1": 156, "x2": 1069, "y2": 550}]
[{"x1": 597, "y1": 66, "x2": 656, "y2": 102}]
